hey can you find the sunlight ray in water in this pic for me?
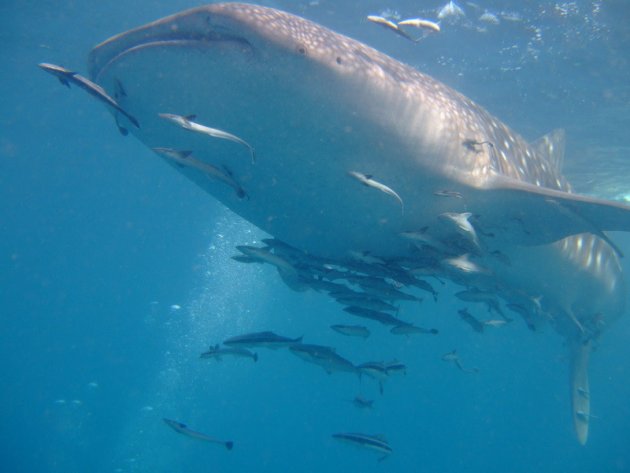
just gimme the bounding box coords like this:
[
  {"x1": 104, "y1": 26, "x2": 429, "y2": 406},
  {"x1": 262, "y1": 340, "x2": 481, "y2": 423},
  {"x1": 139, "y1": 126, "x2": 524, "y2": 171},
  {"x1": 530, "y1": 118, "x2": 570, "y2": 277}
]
[{"x1": 109, "y1": 214, "x2": 268, "y2": 472}]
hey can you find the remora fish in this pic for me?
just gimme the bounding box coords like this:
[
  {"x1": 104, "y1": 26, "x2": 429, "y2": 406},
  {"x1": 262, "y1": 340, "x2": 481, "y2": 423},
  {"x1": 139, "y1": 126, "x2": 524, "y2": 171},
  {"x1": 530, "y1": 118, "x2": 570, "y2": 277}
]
[
  {"x1": 69, "y1": 3, "x2": 630, "y2": 445},
  {"x1": 441, "y1": 350, "x2": 479, "y2": 374},
  {"x1": 236, "y1": 245, "x2": 296, "y2": 272},
  {"x1": 200, "y1": 344, "x2": 258, "y2": 362},
  {"x1": 366, "y1": 15, "x2": 416, "y2": 42},
  {"x1": 398, "y1": 18, "x2": 441, "y2": 33},
  {"x1": 354, "y1": 283, "x2": 420, "y2": 302},
  {"x1": 458, "y1": 308, "x2": 485, "y2": 333},
  {"x1": 349, "y1": 395, "x2": 374, "y2": 409},
  {"x1": 357, "y1": 361, "x2": 389, "y2": 394},
  {"x1": 289, "y1": 343, "x2": 356, "y2": 374},
  {"x1": 343, "y1": 306, "x2": 408, "y2": 326},
  {"x1": 223, "y1": 331, "x2": 302, "y2": 349},
  {"x1": 456, "y1": 288, "x2": 508, "y2": 320},
  {"x1": 384, "y1": 360, "x2": 407, "y2": 376},
  {"x1": 163, "y1": 418, "x2": 233, "y2": 450},
  {"x1": 152, "y1": 148, "x2": 246, "y2": 199},
  {"x1": 390, "y1": 323, "x2": 438, "y2": 336},
  {"x1": 38, "y1": 63, "x2": 139, "y2": 129},
  {"x1": 159, "y1": 113, "x2": 256, "y2": 163},
  {"x1": 235, "y1": 245, "x2": 307, "y2": 292},
  {"x1": 335, "y1": 295, "x2": 398, "y2": 313},
  {"x1": 348, "y1": 171, "x2": 404, "y2": 213},
  {"x1": 333, "y1": 432, "x2": 392, "y2": 460},
  {"x1": 330, "y1": 324, "x2": 371, "y2": 338}
]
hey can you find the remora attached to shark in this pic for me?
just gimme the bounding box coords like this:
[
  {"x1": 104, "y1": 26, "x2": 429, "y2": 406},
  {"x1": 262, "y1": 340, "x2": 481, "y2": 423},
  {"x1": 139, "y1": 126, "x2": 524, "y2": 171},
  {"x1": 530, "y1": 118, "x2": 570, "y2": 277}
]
[{"x1": 52, "y1": 3, "x2": 629, "y2": 445}]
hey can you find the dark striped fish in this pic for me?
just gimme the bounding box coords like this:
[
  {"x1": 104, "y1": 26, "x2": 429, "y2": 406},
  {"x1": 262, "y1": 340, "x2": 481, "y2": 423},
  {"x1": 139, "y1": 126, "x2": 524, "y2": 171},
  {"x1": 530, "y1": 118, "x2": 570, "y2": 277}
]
[
  {"x1": 223, "y1": 331, "x2": 302, "y2": 349},
  {"x1": 333, "y1": 432, "x2": 392, "y2": 460},
  {"x1": 343, "y1": 306, "x2": 407, "y2": 326},
  {"x1": 330, "y1": 324, "x2": 371, "y2": 339},
  {"x1": 163, "y1": 418, "x2": 233, "y2": 450},
  {"x1": 289, "y1": 343, "x2": 356, "y2": 374}
]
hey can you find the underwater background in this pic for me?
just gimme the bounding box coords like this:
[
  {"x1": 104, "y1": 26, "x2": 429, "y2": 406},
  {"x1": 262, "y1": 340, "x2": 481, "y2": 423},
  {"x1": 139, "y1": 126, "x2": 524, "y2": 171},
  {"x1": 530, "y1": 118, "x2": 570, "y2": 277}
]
[{"x1": 1, "y1": 1, "x2": 629, "y2": 471}]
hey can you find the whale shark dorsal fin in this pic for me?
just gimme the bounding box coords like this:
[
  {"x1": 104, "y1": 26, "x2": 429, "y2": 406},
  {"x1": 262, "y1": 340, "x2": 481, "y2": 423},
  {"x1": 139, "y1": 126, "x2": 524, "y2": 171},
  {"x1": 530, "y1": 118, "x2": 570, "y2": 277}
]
[{"x1": 532, "y1": 129, "x2": 565, "y2": 174}]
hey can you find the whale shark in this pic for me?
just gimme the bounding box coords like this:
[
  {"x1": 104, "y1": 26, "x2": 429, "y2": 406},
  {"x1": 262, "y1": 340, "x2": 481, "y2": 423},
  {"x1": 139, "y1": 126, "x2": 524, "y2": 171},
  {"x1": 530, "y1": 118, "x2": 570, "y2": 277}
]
[{"x1": 44, "y1": 3, "x2": 629, "y2": 445}]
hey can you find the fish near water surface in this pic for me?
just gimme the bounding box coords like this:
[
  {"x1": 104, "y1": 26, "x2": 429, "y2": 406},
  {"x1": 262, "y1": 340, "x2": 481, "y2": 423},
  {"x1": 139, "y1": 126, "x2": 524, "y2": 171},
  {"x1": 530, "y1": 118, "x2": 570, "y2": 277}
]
[{"x1": 47, "y1": 2, "x2": 630, "y2": 445}]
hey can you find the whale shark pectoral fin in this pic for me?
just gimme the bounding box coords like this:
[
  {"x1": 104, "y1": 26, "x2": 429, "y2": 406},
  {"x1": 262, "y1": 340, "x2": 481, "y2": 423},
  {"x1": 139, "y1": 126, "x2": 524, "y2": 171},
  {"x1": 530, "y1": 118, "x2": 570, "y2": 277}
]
[
  {"x1": 570, "y1": 340, "x2": 591, "y2": 446},
  {"x1": 478, "y1": 175, "x2": 630, "y2": 246}
]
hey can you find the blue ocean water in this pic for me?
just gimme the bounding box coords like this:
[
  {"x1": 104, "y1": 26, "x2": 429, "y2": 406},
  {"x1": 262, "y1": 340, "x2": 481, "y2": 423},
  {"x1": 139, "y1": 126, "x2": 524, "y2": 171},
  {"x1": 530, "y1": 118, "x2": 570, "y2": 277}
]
[{"x1": 1, "y1": 1, "x2": 629, "y2": 472}]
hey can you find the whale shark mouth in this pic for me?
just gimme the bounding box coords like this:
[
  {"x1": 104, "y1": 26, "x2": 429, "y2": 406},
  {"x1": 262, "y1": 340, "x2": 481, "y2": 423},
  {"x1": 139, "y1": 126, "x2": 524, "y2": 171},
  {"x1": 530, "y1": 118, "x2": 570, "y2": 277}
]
[{"x1": 44, "y1": 3, "x2": 628, "y2": 446}]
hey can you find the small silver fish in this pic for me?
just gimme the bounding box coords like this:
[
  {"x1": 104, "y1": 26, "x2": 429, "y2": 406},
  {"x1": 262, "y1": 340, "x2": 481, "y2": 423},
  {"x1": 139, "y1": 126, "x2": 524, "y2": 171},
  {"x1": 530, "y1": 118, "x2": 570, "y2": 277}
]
[
  {"x1": 348, "y1": 171, "x2": 404, "y2": 213},
  {"x1": 159, "y1": 113, "x2": 256, "y2": 163}
]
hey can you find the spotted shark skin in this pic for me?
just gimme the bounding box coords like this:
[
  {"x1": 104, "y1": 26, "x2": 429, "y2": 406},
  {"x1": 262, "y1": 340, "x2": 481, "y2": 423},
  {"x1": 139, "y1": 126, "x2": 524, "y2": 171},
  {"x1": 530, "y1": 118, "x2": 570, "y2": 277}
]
[{"x1": 74, "y1": 3, "x2": 629, "y2": 444}]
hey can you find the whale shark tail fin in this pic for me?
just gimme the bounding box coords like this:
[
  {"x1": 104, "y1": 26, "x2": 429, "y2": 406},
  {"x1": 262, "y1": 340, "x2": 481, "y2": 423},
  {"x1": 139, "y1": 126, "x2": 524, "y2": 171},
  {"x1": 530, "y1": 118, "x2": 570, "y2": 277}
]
[{"x1": 570, "y1": 339, "x2": 591, "y2": 446}]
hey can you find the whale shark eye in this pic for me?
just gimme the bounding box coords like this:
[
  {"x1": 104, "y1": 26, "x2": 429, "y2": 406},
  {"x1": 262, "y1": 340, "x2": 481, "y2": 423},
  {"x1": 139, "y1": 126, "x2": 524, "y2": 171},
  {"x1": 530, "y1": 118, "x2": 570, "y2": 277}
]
[
  {"x1": 336, "y1": 56, "x2": 342, "y2": 65},
  {"x1": 296, "y1": 44, "x2": 307, "y2": 55}
]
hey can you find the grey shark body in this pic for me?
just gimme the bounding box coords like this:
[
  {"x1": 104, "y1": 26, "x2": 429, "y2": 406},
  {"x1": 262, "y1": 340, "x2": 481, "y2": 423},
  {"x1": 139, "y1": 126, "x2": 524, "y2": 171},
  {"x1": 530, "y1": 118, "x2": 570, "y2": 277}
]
[{"x1": 59, "y1": 2, "x2": 627, "y2": 445}]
